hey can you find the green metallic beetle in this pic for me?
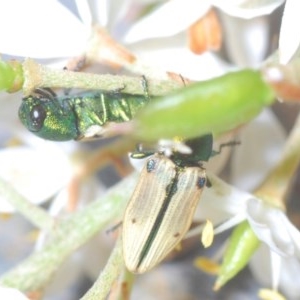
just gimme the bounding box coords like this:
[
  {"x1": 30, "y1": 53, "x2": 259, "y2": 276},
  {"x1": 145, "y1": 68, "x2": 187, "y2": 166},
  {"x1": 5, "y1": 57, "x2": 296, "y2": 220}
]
[
  {"x1": 18, "y1": 85, "x2": 149, "y2": 141},
  {"x1": 19, "y1": 70, "x2": 275, "y2": 143}
]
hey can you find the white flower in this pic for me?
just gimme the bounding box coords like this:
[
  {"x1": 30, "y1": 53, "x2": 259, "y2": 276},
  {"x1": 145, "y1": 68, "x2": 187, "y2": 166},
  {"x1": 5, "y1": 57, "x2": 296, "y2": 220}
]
[
  {"x1": 213, "y1": 0, "x2": 285, "y2": 19},
  {"x1": 279, "y1": 0, "x2": 300, "y2": 64},
  {"x1": 195, "y1": 108, "x2": 286, "y2": 223},
  {"x1": 124, "y1": 0, "x2": 285, "y2": 72},
  {"x1": 0, "y1": 0, "x2": 90, "y2": 59},
  {"x1": 195, "y1": 174, "x2": 300, "y2": 299},
  {"x1": 0, "y1": 1, "x2": 295, "y2": 298},
  {"x1": 0, "y1": 0, "x2": 224, "y2": 79},
  {"x1": 251, "y1": 246, "x2": 300, "y2": 300},
  {"x1": 0, "y1": 94, "x2": 74, "y2": 213},
  {"x1": 0, "y1": 287, "x2": 29, "y2": 300},
  {"x1": 123, "y1": 0, "x2": 212, "y2": 42},
  {"x1": 125, "y1": 0, "x2": 284, "y2": 42},
  {"x1": 195, "y1": 174, "x2": 250, "y2": 229},
  {"x1": 1, "y1": 0, "x2": 286, "y2": 79},
  {"x1": 0, "y1": 0, "x2": 290, "y2": 78},
  {"x1": 230, "y1": 109, "x2": 286, "y2": 191},
  {"x1": 246, "y1": 198, "x2": 300, "y2": 258},
  {"x1": 0, "y1": 144, "x2": 72, "y2": 212},
  {"x1": 246, "y1": 197, "x2": 300, "y2": 300}
]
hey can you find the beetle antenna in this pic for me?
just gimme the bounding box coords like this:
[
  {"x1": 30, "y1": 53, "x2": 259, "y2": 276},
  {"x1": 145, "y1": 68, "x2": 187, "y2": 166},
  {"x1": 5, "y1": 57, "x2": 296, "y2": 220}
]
[{"x1": 212, "y1": 140, "x2": 240, "y2": 156}]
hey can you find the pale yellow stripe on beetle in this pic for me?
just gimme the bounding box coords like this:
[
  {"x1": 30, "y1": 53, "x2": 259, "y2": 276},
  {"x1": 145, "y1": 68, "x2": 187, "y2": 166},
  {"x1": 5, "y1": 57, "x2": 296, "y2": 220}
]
[
  {"x1": 122, "y1": 153, "x2": 206, "y2": 273},
  {"x1": 122, "y1": 154, "x2": 175, "y2": 273}
]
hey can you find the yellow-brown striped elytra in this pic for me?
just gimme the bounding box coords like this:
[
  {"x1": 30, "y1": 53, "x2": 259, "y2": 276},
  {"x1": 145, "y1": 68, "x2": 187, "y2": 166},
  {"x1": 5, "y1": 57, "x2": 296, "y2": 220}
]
[{"x1": 122, "y1": 134, "x2": 213, "y2": 274}]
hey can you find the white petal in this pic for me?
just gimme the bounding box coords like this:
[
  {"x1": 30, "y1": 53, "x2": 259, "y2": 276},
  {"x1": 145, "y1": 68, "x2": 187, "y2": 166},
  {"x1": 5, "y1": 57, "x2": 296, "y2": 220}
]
[
  {"x1": 219, "y1": 13, "x2": 271, "y2": 66},
  {"x1": 284, "y1": 218, "x2": 300, "y2": 258},
  {"x1": 103, "y1": 0, "x2": 131, "y2": 30},
  {"x1": 76, "y1": 0, "x2": 110, "y2": 27},
  {"x1": 253, "y1": 250, "x2": 300, "y2": 300},
  {"x1": 0, "y1": 146, "x2": 72, "y2": 212},
  {"x1": 250, "y1": 246, "x2": 300, "y2": 300},
  {"x1": 213, "y1": 213, "x2": 246, "y2": 234},
  {"x1": 0, "y1": 93, "x2": 21, "y2": 131},
  {"x1": 0, "y1": 0, "x2": 89, "y2": 58},
  {"x1": 213, "y1": 0, "x2": 285, "y2": 19},
  {"x1": 278, "y1": 256, "x2": 300, "y2": 299},
  {"x1": 230, "y1": 109, "x2": 286, "y2": 191},
  {"x1": 130, "y1": 44, "x2": 232, "y2": 80},
  {"x1": 270, "y1": 250, "x2": 282, "y2": 290},
  {"x1": 0, "y1": 287, "x2": 29, "y2": 300},
  {"x1": 75, "y1": 0, "x2": 93, "y2": 26},
  {"x1": 124, "y1": 0, "x2": 211, "y2": 42},
  {"x1": 246, "y1": 198, "x2": 295, "y2": 256},
  {"x1": 279, "y1": 0, "x2": 300, "y2": 64},
  {"x1": 195, "y1": 174, "x2": 249, "y2": 224},
  {"x1": 250, "y1": 245, "x2": 273, "y2": 286}
]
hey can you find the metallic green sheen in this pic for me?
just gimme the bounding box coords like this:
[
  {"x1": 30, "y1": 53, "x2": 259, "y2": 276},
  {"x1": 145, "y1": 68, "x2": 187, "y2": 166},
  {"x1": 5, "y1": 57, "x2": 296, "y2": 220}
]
[
  {"x1": 19, "y1": 91, "x2": 148, "y2": 141},
  {"x1": 172, "y1": 134, "x2": 213, "y2": 165},
  {"x1": 133, "y1": 70, "x2": 275, "y2": 141}
]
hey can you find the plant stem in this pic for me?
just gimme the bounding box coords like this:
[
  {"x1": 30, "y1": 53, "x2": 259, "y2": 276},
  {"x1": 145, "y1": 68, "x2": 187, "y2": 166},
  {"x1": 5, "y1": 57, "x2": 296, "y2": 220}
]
[
  {"x1": 0, "y1": 177, "x2": 53, "y2": 230},
  {"x1": 22, "y1": 59, "x2": 183, "y2": 96},
  {"x1": 80, "y1": 237, "x2": 124, "y2": 300},
  {"x1": 255, "y1": 111, "x2": 300, "y2": 208},
  {"x1": 0, "y1": 172, "x2": 138, "y2": 294}
]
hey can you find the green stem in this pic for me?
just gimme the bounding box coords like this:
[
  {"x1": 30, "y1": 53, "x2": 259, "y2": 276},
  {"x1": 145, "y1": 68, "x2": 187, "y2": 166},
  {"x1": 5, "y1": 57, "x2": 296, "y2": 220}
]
[
  {"x1": 256, "y1": 111, "x2": 300, "y2": 208},
  {"x1": 0, "y1": 59, "x2": 24, "y2": 92},
  {"x1": 0, "y1": 177, "x2": 53, "y2": 230},
  {"x1": 0, "y1": 172, "x2": 139, "y2": 294},
  {"x1": 80, "y1": 237, "x2": 124, "y2": 300},
  {"x1": 22, "y1": 59, "x2": 183, "y2": 96}
]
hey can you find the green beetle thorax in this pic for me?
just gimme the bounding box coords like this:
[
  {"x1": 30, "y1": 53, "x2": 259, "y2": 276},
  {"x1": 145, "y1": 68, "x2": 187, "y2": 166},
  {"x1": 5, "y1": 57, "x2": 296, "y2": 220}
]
[{"x1": 19, "y1": 96, "x2": 78, "y2": 141}]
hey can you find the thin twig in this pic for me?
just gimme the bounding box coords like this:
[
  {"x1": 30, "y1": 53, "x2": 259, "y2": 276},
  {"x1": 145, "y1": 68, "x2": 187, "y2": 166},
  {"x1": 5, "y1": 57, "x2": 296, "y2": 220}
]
[
  {"x1": 22, "y1": 59, "x2": 183, "y2": 96},
  {"x1": 256, "y1": 111, "x2": 300, "y2": 208},
  {"x1": 80, "y1": 237, "x2": 124, "y2": 300},
  {"x1": 0, "y1": 172, "x2": 139, "y2": 293},
  {"x1": 0, "y1": 177, "x2": 53, "y2": 230}
]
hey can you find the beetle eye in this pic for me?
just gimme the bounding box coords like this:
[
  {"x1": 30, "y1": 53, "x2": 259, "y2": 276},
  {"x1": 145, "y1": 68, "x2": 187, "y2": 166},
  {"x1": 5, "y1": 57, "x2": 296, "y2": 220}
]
[{"x1": 30, "y1": 105, "x2": 47, "y2": 131}]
